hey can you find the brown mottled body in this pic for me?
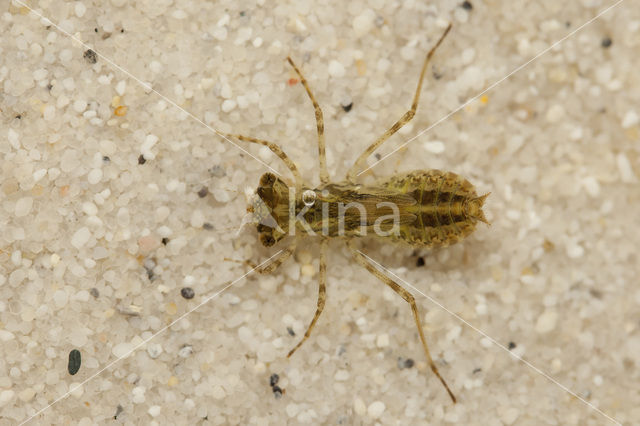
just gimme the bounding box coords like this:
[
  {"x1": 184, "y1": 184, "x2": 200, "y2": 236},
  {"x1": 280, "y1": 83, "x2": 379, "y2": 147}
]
[
  {"x1": 382, "y1": 170, "x2": 488, "y2": 247},
  {"x1": 254, "y1": 170, "x2": 488, "y2": 247},
  {"x1": 227, "y1": 24, "x2": 488, "y2": 403}
]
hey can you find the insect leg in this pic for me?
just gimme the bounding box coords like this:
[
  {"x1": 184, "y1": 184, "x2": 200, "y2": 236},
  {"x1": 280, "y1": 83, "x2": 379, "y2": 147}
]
[
  {"x1": 258, "y1": 239, "x2": 298, "y2": 274},
  {"x1": 224, "y1": 133, "x2": 303, "y2": 191},
  {"x1": 287, "y1": 238, "x2": 328, "y2": 358},
  {"x1": 346, "y1": 240, "x2": 457, "y2": 403},
  {"x1": 286, "y1": 57, "x2": 330, "y2": 185},
  {"x1": 346, "y1": 24, "x2": 452, "y2": 182},
  {"x1": 225, "y1": 239, "x2": 298, "y2": 273}
]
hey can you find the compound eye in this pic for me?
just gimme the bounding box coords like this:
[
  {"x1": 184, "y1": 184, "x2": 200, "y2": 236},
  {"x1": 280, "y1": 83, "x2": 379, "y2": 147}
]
[
  {"x1": 260, "y1": 234, "x2": 276, "y2": 247},
  {"x1": 302, "y1": 189, "x2": 316, "y2": 206}
]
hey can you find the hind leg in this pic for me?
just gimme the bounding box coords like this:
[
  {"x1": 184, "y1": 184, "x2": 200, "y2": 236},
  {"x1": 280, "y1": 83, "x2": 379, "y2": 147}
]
[{"x1": 347, "y1": 240, "x2": 456, "y2": 403}]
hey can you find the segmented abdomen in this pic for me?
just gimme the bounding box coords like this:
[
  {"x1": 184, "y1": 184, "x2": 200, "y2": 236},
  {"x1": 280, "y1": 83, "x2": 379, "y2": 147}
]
[{"x1": 384, "y1": 170, "x2": 480, "y2": 247}]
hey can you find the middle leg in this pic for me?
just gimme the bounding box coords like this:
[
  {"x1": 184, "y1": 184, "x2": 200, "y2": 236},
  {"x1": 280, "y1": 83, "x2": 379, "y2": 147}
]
[{"x1": 287, "y1": 238, "x2": 328, "y2": 358}]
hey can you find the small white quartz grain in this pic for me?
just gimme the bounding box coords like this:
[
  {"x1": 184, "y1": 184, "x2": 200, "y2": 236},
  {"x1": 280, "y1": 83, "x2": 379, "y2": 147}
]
[
  {"x1": 0, "y1": 390, "x2": 15, "y2": 407},
  {"x1": 535, "y1": 310, "x2": 558, "y2": 334},
  {"x1": 33, "y1": 68, "x2": 48, "y2": 80},
  {"x1": 141, "y1": 134, "x2": 159, "y2": 153},
  {"x1": 328, "y1": 60, "x2": 346, "y2": 78},
  {"x1": 148, "y1": 405, "x2": 161, "y2": 417},
  {"x1": 149, "y1": 60, "x2": 162, "y2": 73},
  {"x1": 8, "y1": 128, "x2": 19, "y2": 148},
  {"x1": 178, "y1": 345, "x2": 193, "y2": 358},
  {"x1": 212, "y1": 385, "x2": 226, "y2": 399},
  {"x1": 147, "y1": 343, "x2": 163, "y2": 359},
  {"x1": 334, "y1": 370, "x2": 349, "y2": 381},
  {"x1": 0, "y1": 330, "x2": 15, "y2": 341},
  {"x1": 367, "y1": 401, "x2": 386, "y2": 419},
  {"x1": 116, "y1": 80, "x2": 126, "y2": 96},
  {"x1": 82, "y1": 202, "x2": 98, "y2": 216},
  {"x1": 190, "y1": 209, "x2": 205, "y2": 228},
  {"x1": 501, "y1": 408, "x2": 520, "y2": 425},
  {"x1": 18, "y1": 387, "x2": 36, "y2": 402},
  {"x1": 622, "y1": 110, "x2": 638, "y2": 128},
  {"x1": 71, "y1": 227, "x2": 91, "y2": 248},
  {"x1": 617, "y1": 153, "x2": 637, "y2": 182},
  {"x1": 212, "y1": 188, "x2": 230, "y2": 203},
  {"x1": 53, "y1": 290, "x2": 68, "y2": 308},
  {"x1": 70, "y1": 383, "x2": 84, "y2": 398},
  {"x1": 545, "y1": 104, "x2": 565, "y2": 123},
  {"x1": 110, "y1": 0, "x2": 126, "y2": 7},
  {"x1": 117, "y1": 208, "x2": 130, "y2": 226},
  {"x1": 353, "y1": 9, "x2": 375, "y2": 37},
  {"x1": 75, "y1": 2, "x2": 87, "y2": 17},
  {"x1": 376, "y1": 333, "x2": 389, "y2": 347},
  {"x1": 73, "y1": 99, "x2": 87, "y2": 112},
  {"x1": 112, "y1": 342, "x2": 134, "y2": 358},
  {"x1": 87, "y1": 169, "x2": 103, "y2": 184},
  {"x1": 15, "y1": 197, "x2": 33, "y2": 217},
  {"x1": 567, "y1": 243, "x2": 584, "y2": 259},
  {"x1": 33, "y1": 168, "x2": 47, "y2": 182},
  {"x1": 582, "y1": 176, "x2": 600, "y2": 197},
  {"x1": 43, "y1": 105, "x2": 55, "y2": 121},
  {"x1": 132, "y1": 386, "x2": 146, "y2": 404},
  {"x1": 221, "y1": 99, "x2": 237, "y2": 112},
  {"x1": 353, "y1": 398, "x2": 366, "y2": 416},
  {"x1": 424, "y1": 140, "x2": 445, "y2": 153},
  {"x1": 286, "y1": 403, "x2": 299, "y2": 418}
]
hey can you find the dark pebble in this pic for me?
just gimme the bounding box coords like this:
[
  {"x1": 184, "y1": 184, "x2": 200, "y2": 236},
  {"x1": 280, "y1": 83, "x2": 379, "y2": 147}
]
[
  {"x1": 601, "y1": 37, "x2": 612, "y2": 48},
  {"x1": 416, "y1": 257, "x2": 425, "y2": 267},
  {"x1": 508, "y1": 341, "x2": 516, "y2": 350},
  {"x1": 269, "y1": 373, "x2": 279, "y2": 387},
  {"x1": 138, "y1": 154, "x2": 146, "y2": 164},
  {"x1": 89, "y1": 288, "x2": 99, "y2": 298},
  {"x1": 83, "y1": 49, "x2": 98, "y2": 64},
  {"x1": 161, "y1": 237, "x2": 169, "y2": 245},
  {"x1": 341, "y1": 102, "x2": 353, "y2": 112},
  {"x1": 113, "y1": 404, "x2": 123, "y2": 419},
  {"x1": 287, "y1": 327, "x2": 295, "y2": 336},
  {"x1": 102, "y1": 156, "x2": 110, "y2": 163},
  {"x1": 397, "y1": 357, "x2": 415, "y2": 369},
  {"x1": 272, "y1": 385, "x2": 283, "y2": 399},
  {"x1": 68, "y1": 349, "x2": 81, "y2": 375},
  {"x1": 202, "y1": 223, "x2": 214, "y2": 230},
  {"x1": 461, "y1": 1, "x2": 473, "y2": 10},
  {"x1": 181, "y1": 287, "x2": 195, "y2": 299},
  {"x1": 197, "y1": 187, "x2": 209, "y2": 198}
]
